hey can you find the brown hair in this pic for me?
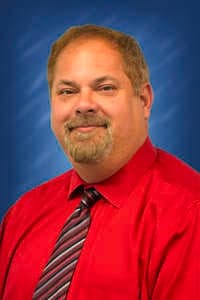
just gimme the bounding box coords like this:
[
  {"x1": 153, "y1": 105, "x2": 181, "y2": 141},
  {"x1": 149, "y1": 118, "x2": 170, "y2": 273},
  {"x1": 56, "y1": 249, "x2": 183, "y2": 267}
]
[{"x1": 47, "y1": 24, "x2": 150, "y2": 95}]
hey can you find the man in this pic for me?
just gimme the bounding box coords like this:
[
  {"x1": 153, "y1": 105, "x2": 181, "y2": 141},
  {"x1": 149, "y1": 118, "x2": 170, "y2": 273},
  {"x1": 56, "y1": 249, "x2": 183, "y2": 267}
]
[{"x1": 0, "y1": 24, "x2": 199, "y2": 300}]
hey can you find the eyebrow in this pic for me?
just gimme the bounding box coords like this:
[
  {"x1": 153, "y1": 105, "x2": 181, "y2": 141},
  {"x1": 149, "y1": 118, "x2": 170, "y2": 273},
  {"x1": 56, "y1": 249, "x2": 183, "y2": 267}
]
[
  {"x1": 56, "y1": 76, "x2": 119, "y2": 87},
  {"x1": 56, "y1": 80, "x2": 80, "y2": 89},
  {"x1": 91, "y1": 76, "x2": 120, "y2": 86}
]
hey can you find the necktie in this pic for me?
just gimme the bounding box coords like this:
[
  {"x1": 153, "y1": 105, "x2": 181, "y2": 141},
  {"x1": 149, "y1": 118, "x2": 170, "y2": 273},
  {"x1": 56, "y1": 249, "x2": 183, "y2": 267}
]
[{"x1": 33, "y1": 187, "x2": 101, "y2": 300}]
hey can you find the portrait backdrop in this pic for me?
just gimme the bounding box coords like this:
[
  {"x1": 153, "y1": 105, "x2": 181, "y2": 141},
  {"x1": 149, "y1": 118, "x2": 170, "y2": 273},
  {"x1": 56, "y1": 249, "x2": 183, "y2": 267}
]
[{"x1": 0, "y1": 0, "x2": 199, "y2": 219}]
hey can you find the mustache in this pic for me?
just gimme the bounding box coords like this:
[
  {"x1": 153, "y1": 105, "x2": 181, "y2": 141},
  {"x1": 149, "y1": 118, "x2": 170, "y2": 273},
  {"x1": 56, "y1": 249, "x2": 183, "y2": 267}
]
[{"x1": 64, "y1": 115, "x2": 110, "y2": 131}]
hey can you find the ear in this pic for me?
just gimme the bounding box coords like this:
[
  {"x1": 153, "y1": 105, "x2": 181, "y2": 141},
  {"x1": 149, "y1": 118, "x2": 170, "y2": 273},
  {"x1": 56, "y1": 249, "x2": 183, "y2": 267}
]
[{"x1": 139, "y1": 83, "x2": 154, "y2": 120}]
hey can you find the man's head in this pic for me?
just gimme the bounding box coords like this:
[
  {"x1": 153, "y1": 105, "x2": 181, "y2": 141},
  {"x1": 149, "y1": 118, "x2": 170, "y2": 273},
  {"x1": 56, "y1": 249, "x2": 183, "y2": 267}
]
[
  {"x1": 48, "y1": 24, "x2": 153, "y2": 181},
  {"x1": 48, "y1": 24, "x2": 149, "y2": 96}
]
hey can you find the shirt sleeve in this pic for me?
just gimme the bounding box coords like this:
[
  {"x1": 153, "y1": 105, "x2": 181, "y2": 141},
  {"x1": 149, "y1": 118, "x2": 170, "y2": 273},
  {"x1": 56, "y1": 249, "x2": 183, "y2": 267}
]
[
  {"x1": 0, "y1": 215, "x2": 6, "y2": 297},
  {"x1": 0, "y1": 221, "x2": 3, "y2": 244},
  {"x1": 149, "y1": 199, "x2": 200, "y2": 300},
  {"x1": 0, "y1": 207, "x2": 14, "y2": 298}
]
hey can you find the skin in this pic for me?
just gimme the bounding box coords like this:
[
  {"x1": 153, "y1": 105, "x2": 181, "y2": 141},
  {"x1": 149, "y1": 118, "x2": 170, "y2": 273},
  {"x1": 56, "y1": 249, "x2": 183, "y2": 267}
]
[{"x1": 50, "y1": 38, "x2": 153, "y2": 183}]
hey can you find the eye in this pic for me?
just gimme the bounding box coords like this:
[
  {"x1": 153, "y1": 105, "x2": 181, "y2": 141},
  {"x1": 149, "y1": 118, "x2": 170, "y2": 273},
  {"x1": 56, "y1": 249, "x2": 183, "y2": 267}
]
[
  {"x1": 57, "y1": 88, "x2": 78, "y2": 96},
  {"x1": 97, "y1": 84, "x2": 116, "y2": 94},
  {"x1": 100, "y1": 85, "x2": 114, "y2": 90}
]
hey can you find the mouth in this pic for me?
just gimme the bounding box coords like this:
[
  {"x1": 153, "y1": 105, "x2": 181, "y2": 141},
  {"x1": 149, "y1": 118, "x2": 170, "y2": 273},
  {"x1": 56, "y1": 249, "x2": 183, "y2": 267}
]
[{"x1": 68, "y1": 124, "x2": 108, "y2": 132}]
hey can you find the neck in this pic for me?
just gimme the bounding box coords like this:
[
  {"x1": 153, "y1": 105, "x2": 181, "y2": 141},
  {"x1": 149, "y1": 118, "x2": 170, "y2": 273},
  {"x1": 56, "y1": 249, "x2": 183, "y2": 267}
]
[
  {"x1": 72, "y1": 159, "x2": 126, "y2": 183},
  {"x1": 70, "y1": 135, "x2": 147, "y2": 183}
]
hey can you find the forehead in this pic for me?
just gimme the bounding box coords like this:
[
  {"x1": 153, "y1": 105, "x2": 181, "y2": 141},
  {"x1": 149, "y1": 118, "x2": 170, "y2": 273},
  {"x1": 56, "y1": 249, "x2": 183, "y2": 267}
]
[
  {"x1": 53, "y1": 38, "x2": 127, "y2": 79},
  {"x1": 60, "y1": 36, "x2": 121, "y2": 56},
  {"x1": 57, "y1": 38, "x2": 124, "y2": 65}
]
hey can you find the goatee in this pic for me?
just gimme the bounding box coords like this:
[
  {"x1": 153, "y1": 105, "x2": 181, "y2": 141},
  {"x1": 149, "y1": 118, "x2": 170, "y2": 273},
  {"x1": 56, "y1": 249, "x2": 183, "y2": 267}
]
[{"x1": 64, "y1": 114, "x2": 113, "y2": 163}]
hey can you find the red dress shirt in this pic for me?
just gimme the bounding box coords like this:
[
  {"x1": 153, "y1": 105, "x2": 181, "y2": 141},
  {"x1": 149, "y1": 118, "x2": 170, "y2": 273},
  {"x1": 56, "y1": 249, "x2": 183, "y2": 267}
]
[{"x1": 0, "y1": 138, "x2": 200, "y2": 300}]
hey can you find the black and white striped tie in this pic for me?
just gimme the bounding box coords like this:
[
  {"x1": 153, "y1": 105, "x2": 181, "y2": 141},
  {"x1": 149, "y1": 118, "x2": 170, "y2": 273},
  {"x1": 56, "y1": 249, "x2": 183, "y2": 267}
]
[{"x1": 33, "y1": 187, "x2": 101, "y2": 300}]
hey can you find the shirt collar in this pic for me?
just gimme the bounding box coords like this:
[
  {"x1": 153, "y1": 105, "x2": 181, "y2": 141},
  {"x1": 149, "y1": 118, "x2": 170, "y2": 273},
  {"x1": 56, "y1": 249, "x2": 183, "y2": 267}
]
[{"x1": 68, "y1": 137, "x2": 157, "y2": 208}]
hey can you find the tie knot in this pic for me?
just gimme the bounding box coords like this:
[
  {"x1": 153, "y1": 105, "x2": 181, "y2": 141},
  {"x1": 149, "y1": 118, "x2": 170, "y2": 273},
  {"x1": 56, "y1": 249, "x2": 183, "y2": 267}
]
[{"x1": 81, "y1": 187, "x2": 102, "y2": 208}]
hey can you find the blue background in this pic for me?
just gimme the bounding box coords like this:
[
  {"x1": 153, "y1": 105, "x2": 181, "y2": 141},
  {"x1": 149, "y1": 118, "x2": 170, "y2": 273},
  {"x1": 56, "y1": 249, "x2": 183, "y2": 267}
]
[{"x1": 1, "y1": 0, "x2": 199, "y2": 219}]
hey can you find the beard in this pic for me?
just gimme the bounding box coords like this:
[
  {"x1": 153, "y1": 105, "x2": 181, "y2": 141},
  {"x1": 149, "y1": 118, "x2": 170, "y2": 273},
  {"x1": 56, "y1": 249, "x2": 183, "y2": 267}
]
[{"x1": 64, "y1": 114, "x2": 113, "y2": 164}]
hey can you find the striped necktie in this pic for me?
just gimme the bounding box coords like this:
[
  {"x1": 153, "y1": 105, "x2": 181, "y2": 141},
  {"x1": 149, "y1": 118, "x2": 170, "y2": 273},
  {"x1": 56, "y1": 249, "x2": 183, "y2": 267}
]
[{"x1": 33, "y1": 187, "x2": 101, "y2": 300}]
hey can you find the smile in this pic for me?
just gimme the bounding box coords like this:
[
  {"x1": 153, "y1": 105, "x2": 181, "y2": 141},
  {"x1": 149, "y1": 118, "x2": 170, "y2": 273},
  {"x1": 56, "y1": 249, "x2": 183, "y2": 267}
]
[
  {"x1": 68, "y1": 123, "x2": 107, "y2": 132},
  {"x1": 72, "y1": 125, "x2": 106, "y2": 133}
]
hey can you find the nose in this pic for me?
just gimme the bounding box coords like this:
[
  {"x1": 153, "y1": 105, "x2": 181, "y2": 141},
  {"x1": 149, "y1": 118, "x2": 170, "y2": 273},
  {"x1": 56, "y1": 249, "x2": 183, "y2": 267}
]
[{"x1": 75, "y1": 89, "x2": 98, "y2": 115}]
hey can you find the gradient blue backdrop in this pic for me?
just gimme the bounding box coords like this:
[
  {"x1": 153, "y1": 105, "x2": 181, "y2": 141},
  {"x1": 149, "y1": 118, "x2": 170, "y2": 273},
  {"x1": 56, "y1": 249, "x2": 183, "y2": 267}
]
[{"x1": 1, "y1": 0, "x2": 199, "y2": 219}]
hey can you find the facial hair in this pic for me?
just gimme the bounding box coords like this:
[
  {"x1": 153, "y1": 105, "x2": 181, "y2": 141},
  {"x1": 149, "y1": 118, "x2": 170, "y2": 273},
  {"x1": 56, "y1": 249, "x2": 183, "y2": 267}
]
[{"x1": 64, "y1": 114, "x2": 113, "y2": 164}]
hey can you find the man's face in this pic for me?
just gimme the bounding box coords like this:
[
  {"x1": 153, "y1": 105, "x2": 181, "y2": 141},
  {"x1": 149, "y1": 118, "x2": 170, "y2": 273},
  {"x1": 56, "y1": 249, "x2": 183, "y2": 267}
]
[{"x1": 50, "y1": 38, "x2": 152, "y2": 166}]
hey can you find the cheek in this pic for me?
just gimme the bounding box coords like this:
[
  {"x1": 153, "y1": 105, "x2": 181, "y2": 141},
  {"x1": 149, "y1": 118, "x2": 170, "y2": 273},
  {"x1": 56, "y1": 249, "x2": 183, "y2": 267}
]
[
  {"x1": 50, "y1": 101, "x2": 70, "y2": 124},
  {"x1": 50, "y1": 104, "x2": 70, "y2": 142},
  {"x1": 113, "y1": 107, "x2": 135, "y2": 134}
]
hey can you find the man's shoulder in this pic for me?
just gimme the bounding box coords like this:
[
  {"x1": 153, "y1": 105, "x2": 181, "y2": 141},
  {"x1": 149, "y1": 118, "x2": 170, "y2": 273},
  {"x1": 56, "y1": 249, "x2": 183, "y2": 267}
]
[
  {"x1": 5, "y1": 169, "x2": 74, "y2": 220},
  {"x1": 21, "y1": 169, "x2": 73, "y2": 198},
  {"x1": 155, "y1": 147, "x2": 200, "y2": 196},
  {"x1": 146, "y1": 148, "x2": 200, "y2": 239}
]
